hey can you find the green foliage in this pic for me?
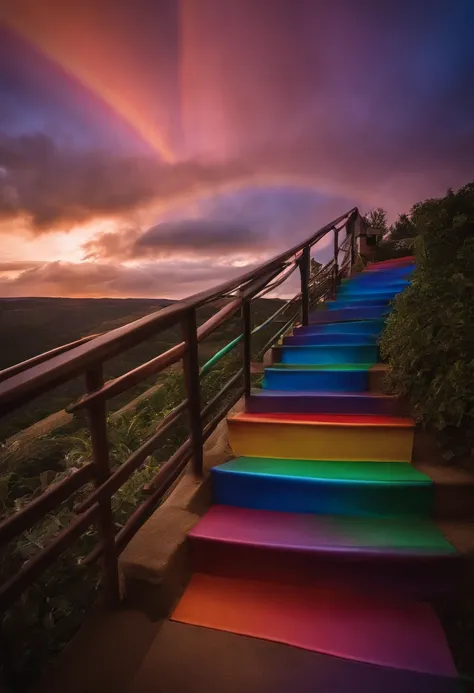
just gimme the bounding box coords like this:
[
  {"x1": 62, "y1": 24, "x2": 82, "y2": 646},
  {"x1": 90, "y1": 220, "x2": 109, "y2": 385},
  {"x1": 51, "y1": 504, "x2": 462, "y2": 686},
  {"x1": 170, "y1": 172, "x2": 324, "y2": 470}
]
[
  {"x1": 371, "y1": 210, "x2": 416, "y2": 262},
  {"x1": 380, "y1": 182, "x2": 474, "y2": 458},
  {"x1": 361, "y1": 206, "x2": 417, "y2": 262},
  {"x1": 365, "y1": 207, "x2": 389, "y2": 232}
]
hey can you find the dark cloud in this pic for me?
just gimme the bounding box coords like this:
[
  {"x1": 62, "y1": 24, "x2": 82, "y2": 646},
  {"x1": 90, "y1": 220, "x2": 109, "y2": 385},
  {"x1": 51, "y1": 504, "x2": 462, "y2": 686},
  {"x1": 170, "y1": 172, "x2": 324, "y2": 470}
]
[
  {"x1": 83, "y1": 219, "x2": 263, "y2": 262},
  {"x1": 135, "y1": 220, "x2": 260, "y2": 257},
  {"x1": 82, "y1": 187, "x2": 351, "y2": 264},
  {"x1": 0, "y1": 132, "x2": 261, "y2": 231},
  {"x1": 0, "y1": 133, "x2": 156, "y2": 229}
]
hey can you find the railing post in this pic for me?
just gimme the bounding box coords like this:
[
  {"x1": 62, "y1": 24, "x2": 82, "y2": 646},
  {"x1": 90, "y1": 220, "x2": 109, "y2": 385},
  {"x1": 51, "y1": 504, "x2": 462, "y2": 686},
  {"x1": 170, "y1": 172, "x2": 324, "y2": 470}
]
[
  {"x1": 182, "y1": 308, "x2": 203, "y2": 476},
  {"x1": 84, "y1": 364, "x2": 120, "y2": 606},
  {"x1": 299, "y1": 245, "x2": 311, "y2": 326},
  {"x1": 347, "y1": 213, "x2": 357, "y2": 274},
  {"x1": 241, "y1": 300, "x2": 252, "y2": 397},
  {"x1": 332, "y1": 226, "x2": 339, "y2": 298}
]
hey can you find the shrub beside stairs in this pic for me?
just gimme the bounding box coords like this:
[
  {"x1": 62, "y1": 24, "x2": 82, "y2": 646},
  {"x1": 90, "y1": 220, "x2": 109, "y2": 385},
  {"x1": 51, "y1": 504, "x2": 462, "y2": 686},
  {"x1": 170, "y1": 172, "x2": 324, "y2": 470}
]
[{"x1": 130, "y1": 257, "x2": 468, "y2": 693}]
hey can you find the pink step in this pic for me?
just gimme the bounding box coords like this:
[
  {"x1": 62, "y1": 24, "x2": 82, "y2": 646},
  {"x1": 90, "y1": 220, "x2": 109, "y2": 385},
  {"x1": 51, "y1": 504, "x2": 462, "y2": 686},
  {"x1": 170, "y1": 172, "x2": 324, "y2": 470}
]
[{"x1": 189, "y1": 506, "x2": 461, "y2": 598}]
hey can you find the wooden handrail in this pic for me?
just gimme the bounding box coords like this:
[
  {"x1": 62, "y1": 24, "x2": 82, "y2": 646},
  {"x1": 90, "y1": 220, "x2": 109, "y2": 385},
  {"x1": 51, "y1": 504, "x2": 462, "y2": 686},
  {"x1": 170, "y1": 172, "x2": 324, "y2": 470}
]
[
  {"x1": 0, "y1": 208, "x2": 355, "y2": 415},
  {"x1": 0, "y1": 206, "x2": 361, "y2": 613},
  {"x1": 0, "y1": 333, "x2": 103, "y2": 384},
  {"x1": 67, "y1": 296, "x2": 244, "y2": 413}
]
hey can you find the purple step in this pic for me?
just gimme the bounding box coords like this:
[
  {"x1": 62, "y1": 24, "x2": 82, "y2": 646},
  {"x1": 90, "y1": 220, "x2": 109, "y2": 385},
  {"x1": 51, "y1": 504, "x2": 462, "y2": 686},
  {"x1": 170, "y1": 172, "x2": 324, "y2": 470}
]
[{"x1": 246, "y1": 389, "x2": 407, "y2": 416}]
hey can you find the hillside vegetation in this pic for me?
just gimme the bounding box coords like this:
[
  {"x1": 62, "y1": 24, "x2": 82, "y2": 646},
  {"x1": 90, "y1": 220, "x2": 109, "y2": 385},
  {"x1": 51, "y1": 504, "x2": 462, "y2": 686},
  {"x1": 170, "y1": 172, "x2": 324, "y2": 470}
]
[
  {"x1": 0, "y1": 296, "x2": 283, "y2": 440},
  {"x1": 381, "y1": 182, "x2": 474, "y2": 460}
]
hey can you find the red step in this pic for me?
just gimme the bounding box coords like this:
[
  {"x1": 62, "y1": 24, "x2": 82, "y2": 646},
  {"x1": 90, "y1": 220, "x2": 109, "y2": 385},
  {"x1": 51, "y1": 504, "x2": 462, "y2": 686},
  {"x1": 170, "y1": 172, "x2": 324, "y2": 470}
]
[{"x1": 365, "y1": 256, "x2": 415, "y2": 271}]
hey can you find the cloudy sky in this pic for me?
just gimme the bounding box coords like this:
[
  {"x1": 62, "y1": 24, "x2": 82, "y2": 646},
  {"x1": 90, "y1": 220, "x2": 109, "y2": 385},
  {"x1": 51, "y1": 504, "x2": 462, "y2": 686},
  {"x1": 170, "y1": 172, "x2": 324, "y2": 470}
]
[{"x1": 1, "y1": 0, "x2": 473, "y2": 298}]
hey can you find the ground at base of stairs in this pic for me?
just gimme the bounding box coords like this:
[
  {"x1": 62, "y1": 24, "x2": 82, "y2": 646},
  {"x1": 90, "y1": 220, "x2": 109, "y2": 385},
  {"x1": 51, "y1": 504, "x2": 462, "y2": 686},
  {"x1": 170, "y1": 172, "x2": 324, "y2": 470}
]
[
  {"x1": 129, "y1": 621, "x2": 463, "y2": 693},
  {"x1": 171, "y1": 573, "x2": 457, "y2": 678}
]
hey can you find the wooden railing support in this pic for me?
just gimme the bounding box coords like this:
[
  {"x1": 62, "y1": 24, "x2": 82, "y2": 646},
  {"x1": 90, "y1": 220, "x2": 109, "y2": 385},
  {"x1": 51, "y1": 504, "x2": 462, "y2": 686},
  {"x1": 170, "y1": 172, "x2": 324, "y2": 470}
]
[
  {"x1": 241, "y1": 301, "x2": 252, "y2": 397},
  {"x1": 299, "y1": 245, "x2": 311, "y2": 326},
  {"x1": 332, "y1": 226, "x2": 340, "y2": 298},
  {"x1": 84, "y1": 365, "x2": 120, "y2": 606},
  {"x1": 182, "y1": 309, "x2": 204, "y2": 476},
  {"x1": 347, "y1": 213, "x2": 357, "y2": 274}
]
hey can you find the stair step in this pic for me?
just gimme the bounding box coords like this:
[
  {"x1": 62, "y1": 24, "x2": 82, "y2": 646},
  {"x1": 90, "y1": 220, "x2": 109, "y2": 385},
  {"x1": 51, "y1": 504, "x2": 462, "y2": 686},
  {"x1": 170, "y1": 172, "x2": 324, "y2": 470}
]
[
  {"x1": 340, "y1": 275, "x2": 411, "y2": 289},
  {"x1": 131, "y1": 621, "x2": 463, "y2": 693},
  {"x1": 227, "y1": 412, "x2": 414, "y2": 461},
  {"x1": 335, "y1": 290, "x2": 405, "y2": 301},
  {"x1": 212, "y1": 457, "x2": 433, "y2": 517},
  {"x1": 283, "y1": 332, "x2": 379, "y2": 345},
  {"x1": 273, "y1": 344, "x2": 378, "y2": 365},
  {"x1": 172, "y1": 573, "x2": 458, "y2": 676},
  {"x1": 189, "y1": 506, "x2": 460, "y2": 598},
  {"x1": 246, "y1": 389, "x2": 405, "y2": 415},
  {"x1": 269, "y1": 363, "x2": 374, "y2": 369},
  {"x1": 294, "y1": 319, "x2": 385, "y2": 335},
  {"x1": 191, "y1": 505, "x2": 454, "y2": 556},
  {"x1": 262, "y1": 365, "x2": 371, "y2": 392},
  {"x1": 309, "y1": 306, "x2": 389, "y2": 323},
  {"x1": 337, "y1": 283, "x2": 408, "y2": 296},
  {"x1": 363, "y1": 264, "x2": 414, "y2": 277},
  {"x1": 327, "y1": 297, "x2": 393, "y2": 310},
  {"x1": 365, "y1": 256, "x2": 416, "y2": 270},
  {"x1": 340, "y1": 274, "x2": 412, "y2": 289}
]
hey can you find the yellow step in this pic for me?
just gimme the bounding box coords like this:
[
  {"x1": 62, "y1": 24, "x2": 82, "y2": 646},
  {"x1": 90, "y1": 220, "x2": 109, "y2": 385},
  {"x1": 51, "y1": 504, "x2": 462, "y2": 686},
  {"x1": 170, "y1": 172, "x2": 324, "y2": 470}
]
[{"x1": 227, "y1": 413, "x2": 414, "y2": 463}]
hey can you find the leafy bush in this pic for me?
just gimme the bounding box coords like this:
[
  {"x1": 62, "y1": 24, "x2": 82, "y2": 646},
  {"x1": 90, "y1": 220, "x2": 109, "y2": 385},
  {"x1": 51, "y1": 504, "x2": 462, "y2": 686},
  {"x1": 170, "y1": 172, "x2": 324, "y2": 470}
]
[
  {"x1": 380, "y1": 182, "x2": 474, "y2": 458},
  {"x1": 363, "y1": 207, "x2": 416, "y2": 262}
]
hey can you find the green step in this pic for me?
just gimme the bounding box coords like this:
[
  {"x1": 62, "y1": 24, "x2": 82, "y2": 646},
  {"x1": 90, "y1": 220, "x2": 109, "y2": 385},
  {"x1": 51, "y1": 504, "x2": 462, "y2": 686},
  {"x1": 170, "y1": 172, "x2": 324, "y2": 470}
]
[{"x1": 221, "y1": 458, "x2": 432, "y2": 483}]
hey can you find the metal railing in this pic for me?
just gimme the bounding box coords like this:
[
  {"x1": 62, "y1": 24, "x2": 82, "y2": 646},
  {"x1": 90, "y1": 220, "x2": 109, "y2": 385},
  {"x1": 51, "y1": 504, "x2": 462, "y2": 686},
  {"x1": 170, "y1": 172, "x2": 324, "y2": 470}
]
[{"x1": 0, "y1": 207, "x2": 362, "y2": 609}]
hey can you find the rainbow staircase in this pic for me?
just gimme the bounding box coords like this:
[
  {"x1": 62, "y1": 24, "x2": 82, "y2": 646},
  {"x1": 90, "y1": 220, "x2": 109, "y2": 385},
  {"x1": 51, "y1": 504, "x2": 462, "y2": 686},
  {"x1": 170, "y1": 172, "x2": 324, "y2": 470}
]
[{"x1": 168, "y1": 256, "x2": 465, "y2": 692}]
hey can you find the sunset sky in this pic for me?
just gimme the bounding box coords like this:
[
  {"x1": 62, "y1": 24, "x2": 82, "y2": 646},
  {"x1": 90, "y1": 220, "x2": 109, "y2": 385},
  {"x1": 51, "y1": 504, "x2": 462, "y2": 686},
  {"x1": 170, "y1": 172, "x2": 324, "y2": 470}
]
[{"x1": 1, "y1": 0, "x2": 473, "y2": 298}]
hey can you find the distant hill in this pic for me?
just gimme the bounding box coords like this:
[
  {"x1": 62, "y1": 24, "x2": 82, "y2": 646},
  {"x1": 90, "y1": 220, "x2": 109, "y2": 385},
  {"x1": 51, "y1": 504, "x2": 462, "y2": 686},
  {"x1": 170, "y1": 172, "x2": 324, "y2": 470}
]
[
  {"x1": 0, "y1": 295, "x2": 283, "y2": 439},
  {"x1": 0, "y1": 297, "x2": 176, "y2": 371}
]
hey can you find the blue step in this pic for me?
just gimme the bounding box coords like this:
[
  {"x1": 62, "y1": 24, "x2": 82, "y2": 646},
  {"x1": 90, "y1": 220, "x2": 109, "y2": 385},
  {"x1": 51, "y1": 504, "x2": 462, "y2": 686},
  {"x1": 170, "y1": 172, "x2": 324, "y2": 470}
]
[
  {"x1": 327, "y1": 297, "x2": 392, "y2": 310},
  {"x1": 212, "y1": 457, "x2": 434, "y2": 518},
  {"x1": 294, "y1": 320, "x2": 386, "y2": 336},
  {"x1": 339, "y1": 275, "x2": 410, "y2": 289},
  {"x1": 337, "y1": 286, "x2": 407, "y2": 299},
  {"x1": 262, "y1": 366, "x2": 369, "y2": 392},
  {"x1": 273, "y1": 344, "x2": 378, "y2": 365}
]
